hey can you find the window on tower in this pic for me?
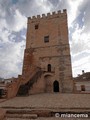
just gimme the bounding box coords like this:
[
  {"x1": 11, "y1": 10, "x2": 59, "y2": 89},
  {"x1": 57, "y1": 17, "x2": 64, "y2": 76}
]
[
  {"x1": 44, "y1": 36, "x2": 49, "y2": 43},
  {"x1": 47, "y1": 64, "x2": 51, "y2": 72},
  {"x1": 35, "y1": 24, "x2": 39, "y2": 29}
]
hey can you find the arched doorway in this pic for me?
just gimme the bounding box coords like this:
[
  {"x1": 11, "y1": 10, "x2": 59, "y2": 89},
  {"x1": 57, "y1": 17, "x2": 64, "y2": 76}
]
[
  {"x1": 53, "y1": 80, "x2": 59, "y2": 92},
  {"x1": 47, "y1": 64, "x2": 51, "y2": 72}
]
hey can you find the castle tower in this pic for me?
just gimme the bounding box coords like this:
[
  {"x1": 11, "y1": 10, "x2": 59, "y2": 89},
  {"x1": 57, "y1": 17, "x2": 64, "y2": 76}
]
[{"x1": 22, "y1": 9, "x2": 73, "y2": 94}]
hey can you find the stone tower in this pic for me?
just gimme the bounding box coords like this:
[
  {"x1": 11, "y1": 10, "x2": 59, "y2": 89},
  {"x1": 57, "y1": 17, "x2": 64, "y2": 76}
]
[{"x1": 21, "y1": 9, "x2": 73, "y2": 94}]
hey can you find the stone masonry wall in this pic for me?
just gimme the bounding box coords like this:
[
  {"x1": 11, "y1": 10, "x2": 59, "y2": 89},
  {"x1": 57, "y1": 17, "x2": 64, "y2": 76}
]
[{"x1": 22, "y1": 9, "x2": 73, "y2": 94}]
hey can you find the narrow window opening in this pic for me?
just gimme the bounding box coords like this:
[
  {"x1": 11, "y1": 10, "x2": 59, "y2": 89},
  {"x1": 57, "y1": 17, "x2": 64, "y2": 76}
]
[
  {"x1": 47, "y1": 64, "x2": 51, "y2": 72},
  {"x1": 35, "y1": 24, "x2": 39, "y2": 29},
  {"x1": 44, "y1": 36, "x2": 49, "y2": 43}
]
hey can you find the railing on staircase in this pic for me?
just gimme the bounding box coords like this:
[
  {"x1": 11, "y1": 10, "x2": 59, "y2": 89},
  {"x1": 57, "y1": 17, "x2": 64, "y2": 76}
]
[{"x1": 17, "y1": 67, "x2": 43, "y2": 96}]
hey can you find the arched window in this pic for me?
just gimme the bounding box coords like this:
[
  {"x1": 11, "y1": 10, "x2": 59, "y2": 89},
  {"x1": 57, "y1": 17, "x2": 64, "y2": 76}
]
[
  {"x1": 81, "y1": 85, "x2": 85, "y2": 91},
  {"x1": 47, "y1": 64, "x2": 51, "y2": 72},
  {"x1": 53, "y1": 80, "x2": 59, "y2": 92}
]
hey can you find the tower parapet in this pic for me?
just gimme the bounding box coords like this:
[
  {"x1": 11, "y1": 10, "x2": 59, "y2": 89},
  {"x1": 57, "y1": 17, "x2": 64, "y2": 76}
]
[{"x1": 28, "y1": 9, "x2": 67, "y2": 22}]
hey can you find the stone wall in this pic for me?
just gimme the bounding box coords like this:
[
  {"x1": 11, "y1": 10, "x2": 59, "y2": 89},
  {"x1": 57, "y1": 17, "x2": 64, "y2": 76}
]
[
  {"x1": 0, "y1": 108, "x2": 6, "y2": 120},
  {"x1": 22, "y1": 9, "x2": 73, "y2": 94}
]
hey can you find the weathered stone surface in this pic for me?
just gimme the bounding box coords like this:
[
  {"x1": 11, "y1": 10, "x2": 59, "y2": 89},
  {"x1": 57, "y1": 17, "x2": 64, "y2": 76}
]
[
  {"x1": 0, "y1": 108, "x2": 6, "y2": 120},
  {"x1": 22, "y1": 9, "x2": 73, "y2": 94}
]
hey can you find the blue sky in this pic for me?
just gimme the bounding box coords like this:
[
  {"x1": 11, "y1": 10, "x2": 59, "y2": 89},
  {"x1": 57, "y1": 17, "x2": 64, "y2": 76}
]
[{"x1": 0, "y1": 0, "x2": 90, "y2": 78}]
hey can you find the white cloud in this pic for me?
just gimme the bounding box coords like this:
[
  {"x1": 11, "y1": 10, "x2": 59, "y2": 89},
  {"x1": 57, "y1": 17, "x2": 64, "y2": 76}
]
[
  {"x1": 35, "y1": 0, "x2": 52, "y2": 13},
  {"x1": 72, "y1": 55, "x2": 90, "y2": 77},
  {"x1": 5, "y1": 9, "x2": 27, "y2": 32},
  {"x1": 0, "y1": 40, "x2": 25, "y2": 78},
  {"x1": 8, "y1": 9, "x2": 27, "y2": 32},
  {"x1": 71, "y1": 23, "x2": 90, "y2": 76},
  {"x1": 0, "y1": 29, "x2": 10, "y2": 43},
  {"x1": 68, "y1": 0, "x2": 84, "y2": 27},
  {"x1": 0, "y1": 0, "x2": 27, "y2": 78}
]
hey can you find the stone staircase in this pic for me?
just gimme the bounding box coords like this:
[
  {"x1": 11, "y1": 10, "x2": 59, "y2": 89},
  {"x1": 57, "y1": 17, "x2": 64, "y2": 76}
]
[
  {"x1": 3, "y1": 107, "x2": 90, "y2": 120},
  {"x1": 5, "y1": 67, "x2": 43, "y2": 98},
  {"x1": 17, "y1": 67, "x2": 43, "y2": 96},
  {"x1": 5, "y1": 107, "x2": 51, "y2": 119},
  {"x1": 6, "y1": 110, "x2": 37, "y2": 119},
  {"x1": 6, "y1": 108, "x2": 30, "y2": 119}
]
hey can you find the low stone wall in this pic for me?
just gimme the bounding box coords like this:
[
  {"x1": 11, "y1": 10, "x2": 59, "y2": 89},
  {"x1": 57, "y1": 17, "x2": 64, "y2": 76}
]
[{"x1": 0, "y1": 108, "x2": 6, "y2": 120}]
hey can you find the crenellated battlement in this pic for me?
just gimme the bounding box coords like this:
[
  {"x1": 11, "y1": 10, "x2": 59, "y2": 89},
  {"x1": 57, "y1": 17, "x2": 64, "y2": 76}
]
[{"x1": 28, "y1": 9, "x2": 67, "y2": 22}]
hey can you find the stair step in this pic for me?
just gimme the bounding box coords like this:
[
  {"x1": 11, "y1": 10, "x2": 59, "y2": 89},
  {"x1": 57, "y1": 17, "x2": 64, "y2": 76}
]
[
  {"x1": 6, "y1": 113, "x2": 37, "y2": 119},
  {"x1": 7, "y1": 109, "x2": 32, "y2": 114},
  {"x1": 6, "y1": 109, "x2": 52, "y2": 117},
  {"x1": 6, "y1": 118, "x2": 32, "y2": 120}
]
